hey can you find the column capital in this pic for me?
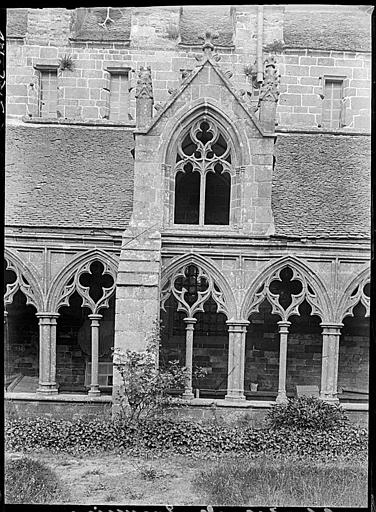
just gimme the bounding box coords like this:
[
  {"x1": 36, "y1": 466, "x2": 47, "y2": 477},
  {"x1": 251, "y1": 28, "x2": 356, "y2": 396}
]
[
  {"x1": 183, "y1": 317, "x2": 197, "y2": 325},
  {"x1": 226, "y1": 319, "x2": 250, "y2": 331},
  {"x1": 36, "y1": 312, "x2": 60, "y2": 319},
  {"x1": 277, "y1": 320, "x2": 291, "y2": 332},
  {"x1": 320, "y1": 322, "x2": 343, "y2": 334},
  {"x1": 88, "y1": 313, "x2": 103, "y2": 321}
]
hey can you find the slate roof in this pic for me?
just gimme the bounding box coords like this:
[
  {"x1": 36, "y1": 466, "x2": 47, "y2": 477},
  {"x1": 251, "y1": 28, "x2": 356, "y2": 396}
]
[
  {"x1": 273, "y1": 134, "x2": 371, "y2": 238},
  {"x1": 179, "y1": 6, "x2": 234, "y2": 46},
  {"x1": 5, "y1": 126, "x2": 370, "y2": 239},
  {"x1": 283, "y1": 7, "x2": 372, "y2": 52},
  {"x1": 5, "y1": 125, "x2": 134, "y2": 229},
  {"x1": 70, "y1": 7, "x2": 131, "y2": 42}
]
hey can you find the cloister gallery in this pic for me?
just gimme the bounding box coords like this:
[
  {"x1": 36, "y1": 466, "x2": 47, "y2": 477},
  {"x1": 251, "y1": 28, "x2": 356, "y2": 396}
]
[{"x1": 5, "y1": 5, "x2": 370, "y2": 417}]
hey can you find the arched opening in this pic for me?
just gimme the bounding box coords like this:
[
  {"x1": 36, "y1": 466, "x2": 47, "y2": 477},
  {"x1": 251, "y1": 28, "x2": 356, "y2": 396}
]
[
  {"x1": 160, "y1": 262, "x2": 229, "y2": 399},
  {"x1": 173, "y1": 118, "x2": 232, "y2": 226},
  {"x1": 55, "y1": 260, "x2": 116, "y2": 394},
  {"x1": 56, "y1": 292, "x2": 115, "y2": 394},
  {"x1": 5, "y1": 290, "x2": 39, "y2": 392},
  {"x1": 287, "y1": 300, "x2": 322, "y2": 395},
  {"x1": 338, "y1": 301, "x2": 369, "y2": 402},
  {"x1": 246, "y1": 299, "x2": 280, "y2": 399}
]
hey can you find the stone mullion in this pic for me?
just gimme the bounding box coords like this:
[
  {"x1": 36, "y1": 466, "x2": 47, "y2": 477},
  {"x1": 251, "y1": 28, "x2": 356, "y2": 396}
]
[
  {"x1": 276, "y1": 320, "x2": 291, "y2": 403},
  {"x1": 88, "y1": 313, "x2": 103, "y2": 396},
  {"x1": 320, "y1": 323, "x2": 342, "y2": 402},
  {"x1": 199, "y1": 169, "x2": 206, "y2": 226},
  {"x1": 36, "y1": 312, "x2": 60, "y2": 395},
  {"x1": 182, "y1": 317, "x2": 196, "y2": 399},
  {"x1": 225, "y1": 320, "x2": 249, "y2": 401}
]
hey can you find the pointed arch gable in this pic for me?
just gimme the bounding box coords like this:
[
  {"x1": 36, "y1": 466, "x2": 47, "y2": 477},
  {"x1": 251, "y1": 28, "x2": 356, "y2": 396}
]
[
  {"x1": 46, "y1": 248, "x2": 119, "y2": 312},
  {"x1": 161, "y1": 252, "x2": 237, "y2": 319},
  {"x1": 4, "y1": 247, "x2": 44, "y2": 310},
  {"x1": 240, "y1": 255, "x2": 332, "y2": 322},
  {"x1": 337, "y1": 266, "x2": 370, "y2": 321}
]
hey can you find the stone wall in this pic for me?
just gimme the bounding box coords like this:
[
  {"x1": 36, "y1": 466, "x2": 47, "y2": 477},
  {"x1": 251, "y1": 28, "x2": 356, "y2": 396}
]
[{"x1": 277, "y1": 50, "x2": 371, "y2": 130}]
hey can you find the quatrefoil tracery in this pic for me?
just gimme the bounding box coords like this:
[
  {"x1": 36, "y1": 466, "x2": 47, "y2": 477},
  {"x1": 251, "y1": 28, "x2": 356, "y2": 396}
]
[
  {"x1": 175, "y1": 119, "x2": 233, "y2": 178},
  {"x1": 57, "y1": 260, "x2": 116, "y2": 314},
  {"x1": 343, "y1": 276, "x2": 370, "y2": 319},
  {"x1": 161, "y1": 264, "x2": 227, "y2": 318},
  {"x1": 249, "y1": 266, "x2": 324, "y2": 322},
  {"x1": 4, "y1": 258, "x2": 38, "y2": 309}
]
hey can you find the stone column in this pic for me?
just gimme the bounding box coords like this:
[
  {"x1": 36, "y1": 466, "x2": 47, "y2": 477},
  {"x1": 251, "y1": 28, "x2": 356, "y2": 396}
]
[
  {"x1": 225, "y1": 320, "x2": 249, "y2": 401},
  {"x1": 88, "y1": 313, "x2": 103, "y2": 397},
  {"x1": 276, "y1": 320, "x2": 291, "y2": 403},
  {"x1": 182, "y1": 317, "x2": 196, "y2": 399},
  {"x1": 4, "y1": 310, "x2": 8, "y2": 378},
  {"x1": 36, "y1": 312, "x2": 59, "y2": 395},
  {"x1": 320, "y1": 323, "x2": 343, "y2": 402}
]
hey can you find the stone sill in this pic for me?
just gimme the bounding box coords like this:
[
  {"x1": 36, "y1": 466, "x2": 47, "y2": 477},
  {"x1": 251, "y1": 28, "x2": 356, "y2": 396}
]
[
  {"x1": 5, "y1": 392, "x2": 112, "y2": 403},
  {"x1": 4, "y1": 393, "x2": 369, "y2": 411},
  {"x1": 21, "y1": 116, "x2": 136, "y2": 129},
  {"x1": 276, "y1": 126, "x2": 371, "y2": 136}
]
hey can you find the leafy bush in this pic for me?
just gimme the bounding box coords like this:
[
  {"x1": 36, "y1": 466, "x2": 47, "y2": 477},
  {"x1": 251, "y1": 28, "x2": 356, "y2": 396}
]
[
  {"x1": 113, "y1": 323, "x2": 188, "y2": 421},
  {"x1": 5, "y1": 415, "x2": 367, "y2": 459},
  {"x1": 266, "y1": 396, "x2": 349, "y2": 430},
  {"x1": 5, "y1": 457, "x2": 67, "y2": 503}
]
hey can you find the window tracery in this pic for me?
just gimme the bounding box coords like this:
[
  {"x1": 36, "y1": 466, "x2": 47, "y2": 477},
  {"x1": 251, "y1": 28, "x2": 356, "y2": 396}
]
[
  {"x1": 160, "y1": 263, "x2": 227, "y2": 318},
  {"x1": 174, "y1": 119, "x2": 233, "y2": 226},
  {"x1": 248, "y1": 266, "x2": 324, "y2": 322},
  {"x1": 4, "y1": 258, "x2": 39, "y2": 309}
]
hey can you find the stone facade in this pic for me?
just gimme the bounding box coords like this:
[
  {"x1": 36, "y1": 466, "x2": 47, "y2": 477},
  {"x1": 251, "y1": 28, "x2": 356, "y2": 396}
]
[{"x1": 4, "y1": 5, "x2": 371, "y2": 412}]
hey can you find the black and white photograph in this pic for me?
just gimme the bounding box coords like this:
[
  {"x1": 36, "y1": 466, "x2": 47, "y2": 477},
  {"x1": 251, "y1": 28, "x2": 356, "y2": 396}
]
[{"x1": 3, "y1": 4, "x2": 372, "y2": 509}]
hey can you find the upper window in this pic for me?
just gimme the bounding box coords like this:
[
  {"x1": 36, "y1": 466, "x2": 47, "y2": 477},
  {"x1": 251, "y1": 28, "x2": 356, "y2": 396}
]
[
  {"x1": 174, "y1": 119, "x2": 231, "y2": 226},
  {"x1": 105, "y1": 66, "x2": 131, "y2": 122},
  {"x1": 322, "y1": 77, "x2": 344, "y2": 129},
  {"x1": 38, "y1": 68, "x2": 58, "y2": 118}
]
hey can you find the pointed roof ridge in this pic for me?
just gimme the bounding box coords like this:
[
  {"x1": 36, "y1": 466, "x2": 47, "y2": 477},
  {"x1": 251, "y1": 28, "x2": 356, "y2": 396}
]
[{"x1": 135, "y1": 52, "x2": 273, "y2": 138}]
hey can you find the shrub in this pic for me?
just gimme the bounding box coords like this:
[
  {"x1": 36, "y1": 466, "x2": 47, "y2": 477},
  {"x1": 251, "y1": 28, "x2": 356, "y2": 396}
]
[
  {"x1": 266, "y1": 396, "x2": 349, "y2": 431},
  {"x1": 113, "y1": 323, "x2": 188, "y2": 421},
  {"x1": 6, "y1": 415, "x2": 367, "y2": 459},
  {"x1": 5, "y1": 457, "x2": 67, "y2": 504}
]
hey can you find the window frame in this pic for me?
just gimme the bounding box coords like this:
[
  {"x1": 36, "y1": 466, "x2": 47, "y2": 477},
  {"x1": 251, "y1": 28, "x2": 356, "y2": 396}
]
[
  {"x1": 34, "y1": 63, "x2": 59, "y2": 118},
  {"x1": 321, "y1": 75, "x2": 346, "y2": 129},
  {"x1": 105, "y1": 65, "x2": 132, "y2": 122},
  {"x1": 168, "y1": 117, "x2": 240, "y2": 230}
]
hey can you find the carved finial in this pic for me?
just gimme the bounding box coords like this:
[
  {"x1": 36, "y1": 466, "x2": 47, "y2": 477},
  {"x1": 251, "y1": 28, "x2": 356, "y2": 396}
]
[
  {"x1": 135, "y1": 66, "x2": 153, "y2": 99},
  {"x1": 258, "y1": 55, "x2": 280, "y2": 103},
  {"x1": 224, "y1": 70, "x2": 233, "y2": 79},
  {"x1": 198, "y1": 31, "x2": 219, "y2": 55}
]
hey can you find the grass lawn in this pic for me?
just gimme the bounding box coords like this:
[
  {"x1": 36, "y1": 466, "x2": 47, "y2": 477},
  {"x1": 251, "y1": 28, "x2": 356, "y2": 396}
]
[{"x1": 5, "y1": 450, "x2": 368, "y2": 507}]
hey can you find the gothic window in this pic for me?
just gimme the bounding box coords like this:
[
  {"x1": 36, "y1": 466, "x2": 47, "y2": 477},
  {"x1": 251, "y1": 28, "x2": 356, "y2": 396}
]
[{"x1": 174, "y1": 119, "x2": 232, "y2": 226}]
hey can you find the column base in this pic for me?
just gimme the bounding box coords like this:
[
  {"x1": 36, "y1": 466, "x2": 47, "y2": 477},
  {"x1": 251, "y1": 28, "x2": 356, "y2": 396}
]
[
  {"x1": 225, "y1": 392, "x2": 246, "y2": 401},
  {"x1": 319, "y1": 394, "x2": 339, "y2": 403},
  {"x1": 276, "y1": 392, "x2": 288, "y2": 404},
  {"x1": 88, "y1": 389, "x2": 101, "y2": 397},
  {"x1": 182, "y1": 390, "x2": 194, "y2": 399},
  {"x1": 37, "y1": 383, "x2": 58, "y2": 395}
]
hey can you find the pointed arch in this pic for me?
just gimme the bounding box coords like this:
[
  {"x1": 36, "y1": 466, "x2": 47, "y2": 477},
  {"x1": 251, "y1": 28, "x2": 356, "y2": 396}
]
[
  {"x1": 161, "y1": 252, "x2": 237, "y2": 319},
  {"x1": 161, "y1": 98, "x2": 248, "y2": 168},
  {"x1": 4, "y1": 247, "x2": 44, "y2": 311},
  {"x1": 336, "y1": 266, "x2": 370, "y2": 321},
  {"x1": 46, "y1": 249, "x2": 119, "y2": 312},
  {"x1": 240, "y1": 255, "x2": 332, "y2": 322}
]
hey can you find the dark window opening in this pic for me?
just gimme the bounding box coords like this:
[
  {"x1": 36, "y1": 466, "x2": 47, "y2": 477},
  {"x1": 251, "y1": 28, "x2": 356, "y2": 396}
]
[
  {"x1": 174, "y1": 166, "x2": 200, "y2": 224},
  {"x1": 204, "y1": 169, "x2": 231, "y2": 225}
]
